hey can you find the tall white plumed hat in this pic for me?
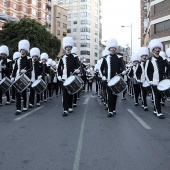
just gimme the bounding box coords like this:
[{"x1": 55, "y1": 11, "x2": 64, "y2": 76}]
[
  {"x1": 18, "y1": 39, "x2": 30, "y2": 53},
  {"x1": 13, "y1": 52, "x2": 21, "y2": 60},
  {"x1": 148, "y1": 39, "x2": 163, "y2": 53},
  {"x1": 62, "y1": 36, "x2": 74, "y2": 50},
  {"x1": 166, "y1": 48, "x2": 170, "y2": 58},
  {"x1": 71, "y1": 46, "x2": 78, "y2": 54},
  {"x1": 159, "y1": 51, "x2": 166, "y2": 60},
  {"x1": 106, "y1": 38, "x2": 118, "y2": 50},
  {"x1": 131, "y1": 53, "x2": 140, "y2": 62},
  {"x1": 0, "y1": 45, "x2": 9, "y2": 56},
  {"x1": 40, "y1": 52, "x2": 49, "y2": 61},
  {"x1": 102, "y1": 49, "x2": 110, "y2": 57},
  {"x1": 30, "y1": 47, "x2": 40, "y2": 58},
  {"x1": 138, "y1": 47, "x2": 149, "y2": 58}
]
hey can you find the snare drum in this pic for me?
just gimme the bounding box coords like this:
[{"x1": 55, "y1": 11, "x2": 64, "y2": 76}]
[
  {"x1": 31, "y1": 79, "x2": 47, "y2": 94},
  {"x1": 108, "y1": 75, "x2": 127, "y2": 95},
  {"x1": 13, "y1": 74, "x2": 31, "y2": 93},
  {"x1": 0, "y1": 77, "x2": 12, "y2": 92},
  {"x1": 142, "y1": 81, "x2": 151, "y2": 93},
  {"x1": 63, "y1": 75, "x2": 82, "y2": 94},
  {"x1": 157, "y1": 79, "x2": 170, "y2": 98},
  {"x1": 76, "y1": 76, "x2": 84, "y2": 89}
]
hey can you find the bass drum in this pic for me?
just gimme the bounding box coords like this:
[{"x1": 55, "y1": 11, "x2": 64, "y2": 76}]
[
  {"x1": 31, "y1": 79, "x2": 47, "y2": 94},
  {"x1": 13, "y1": 74, "x2": 31, "y2": 93},
  {"x1": 108, "y1": 75, "x2": 126, "y2": 95},
  {"x1": 63, "y1": 75, "x2": 82, "y2": 94},
  {"x1": 0, "y1": 77, "x2": 12, "y2": 92},
  {"x1": 142, "y1": 80, "x2": 151, "y2": 93},
  {"x1": 157, "y1": 79, "x2": 170, "y2": 98}
]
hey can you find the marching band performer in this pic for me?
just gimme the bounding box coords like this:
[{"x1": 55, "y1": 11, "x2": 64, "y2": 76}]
[
  {"x1": 29, "y1": 47, "x2": 42, "y2": 108},
  {"x1": 145, "y1": 39, "x2": 170, "y2": 119},
  {"x1": 52, "y1": 61, "x2": 59, "y2": 97},
  {"x1": 11, "y1": 52, "x2": 21, "y2": 103},
  {"x1": 128, "y1": 54, "x2": 142, "y2": 106},
  {"x1": 0, "y1": 45, "x2": 12, "y2": 106},
  {"x1": 58, "y1": 36, "x2": 80, "y2": 116},
  {"x1": 138, "y1": 47, "x2": 149, "y2": 111},
  {"x1": 40, "y1": 53, "x2": 49, "y2": 102},
  {"x1": 100, "y1": 38, "x2": 126, "y2": 117},
  {"x1": 87, "y1": 72, "x2": 94, "y2": 92},
  {"x1": 11, "y1": 39, "x2": 32, "y2": 115}
]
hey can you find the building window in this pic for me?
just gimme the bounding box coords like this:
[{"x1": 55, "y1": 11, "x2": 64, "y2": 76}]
[
  {"x1": 73, "y1": 21, "x2": 77, "y2": 24},
  {"x1": 32, "y1": 0, "x2": 37, "y2": 7},
  {"x1": 65, "y1": 7, "x2": 71, "y2": 11},
  {"x1": 32, "y1": 9, "x2": 37, "y2": 16},
  {"x1": 95, "y1": 52, "x2": 98, "y2": 57},
  {"x1": 154, "y1": 20, "x2": 170, "y2": 34},
  {"x1": 63, "y1": 15, "x2": 67, "y2": 20},
  {"x1": 74, "y1": 43, "x2": 77, "y2": 47},
  {"x1": 81, "y1": 43, "x2": 90, "y2": 47},
  {"x1": 80, "y1": 27, "x2": 90, "y2": 33},
  {"x1": 73, "y1": 13, "x2": 77, "y2": 17},
  {"x1": 23, "y1": 6, "x2": 27, "y2": 13},
  {"x1": 95, "y1": 23, "x2": 98, "y2": 28},
  {"x1": 81, "y1": 20, "x2": 91, "y2": 25},
  {"x1": 67, "y1": 21, "x2": 71, "y2": 26},
  {"x1": 67, "y1": 29, "x2": 71, "y2": 33},
  {"x1": 73, "y1": 28, "x2": 77, "y2": 32},
  {"x1": 58, "y1": 0, "x2": 63, "y2": 5},
  {"x1": 43, "y1": 4, "x2": 46, "y2": 10},
  {"x1": 63, "y1": 23, "x2": 67, "y2": 28},
  {"x1": 81, "y1": 0, "x2": 91, "y2": 2},
  {"x1": 63, "y1": 32, "x2": 67, "y2": 36},
  {"x1": 57, "y1": 30, "x2": 60, "y2": 35},
  {"x1": 66, "y1": 0, "x2": 71, "y2": 4},
  {"x1": 95, "y1": 38, "x2": 98, "y2": 43},
  {"x1": 3, "y1": 0, "x2": 7, "y2": 6},
  {"x1": 13, "y1": 3, "x2": 17, "y2": 10},
  {"x1": 95, "y1": 45, "x2": 98, "y2": 50},
  {"x1": 81, "y1": 12, "x2": 91, "y2": 17},
  {"x1": 95, "y1": 31, "x2": 98, "y2": 35},
  {"x1": 67, "y1": 14, "x2": 71, "y2": 18},
  {"x1": 73, "y1": 35, "x2": 77, "y2": 40},
  {"x1": 80, "y1": 51, "x2": 90, "y2": 55},
  {"x1": 81, "y1": 5, "x2": 91, "y2": 10},
  {"x1": 23, "y1": 0, "x2": 27, "y2": 2},
  {"x1": 57, "y1": 21, "x2": 60, "y2": 27},
  {"x1": 81, "y1": 35, "x2": 90, "y2": 40}
]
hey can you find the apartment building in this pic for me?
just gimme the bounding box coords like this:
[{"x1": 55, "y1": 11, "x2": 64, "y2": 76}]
[
  {"x1": 141, "y1": 0, "x2": 170, "y2": 50},
  {"x1": 57, "y1": 0, "x2": 102, "y2": 66}
]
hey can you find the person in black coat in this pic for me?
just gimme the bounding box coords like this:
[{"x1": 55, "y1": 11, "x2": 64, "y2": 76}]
[
  {"x1": 145, "y1": 39, "x2": 170, "y2": 119},
  {"x1": 58, "y1": 37, "x2": 80, "y2": 116},
  {"x1": 100, "y1": 38, "x2": 126, "y2": 117}
]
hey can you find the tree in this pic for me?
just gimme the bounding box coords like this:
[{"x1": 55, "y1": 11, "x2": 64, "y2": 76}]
[{"x1": 0, "y1": 18, "x2": 61, "y2": 60}]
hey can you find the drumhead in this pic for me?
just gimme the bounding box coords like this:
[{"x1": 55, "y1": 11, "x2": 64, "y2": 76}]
[
  {"x1": 64, "y1": 75, "x2": 75, "y2": 86},
  {"x1": 31, "y1": 79, "x2": 41, "y2": 88},
  {"x1": 108, "y1": 75, "x2": 120, "y2": 86},
  {"x1": 157, "y1": 79, "x2": 170, "y2": 91},
  {"x1": 142, "y1": 81, "x2": 150, "y2": 88}
]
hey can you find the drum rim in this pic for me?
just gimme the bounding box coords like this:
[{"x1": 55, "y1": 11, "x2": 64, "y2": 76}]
[
  {"x1": 63, "y1": 75, "x2": 76, "y2": 86},
  {"x1": 108, "y1": 75, "x2": 121, "y2": 86}
]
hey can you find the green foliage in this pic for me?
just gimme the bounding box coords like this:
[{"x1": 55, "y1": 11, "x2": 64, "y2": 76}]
[{"x1": 0, "y1": 18, "x2": 61, "y2": 60}]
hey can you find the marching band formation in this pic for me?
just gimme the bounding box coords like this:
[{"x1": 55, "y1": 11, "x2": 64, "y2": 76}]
[{"x1": 0, "y1": 36, "x2": 170, "y2": 119}]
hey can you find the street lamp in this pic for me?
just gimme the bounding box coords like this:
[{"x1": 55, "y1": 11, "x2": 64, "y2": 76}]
[{"x1": 121, "y1": 23, "x2": 132, "y2": 55}]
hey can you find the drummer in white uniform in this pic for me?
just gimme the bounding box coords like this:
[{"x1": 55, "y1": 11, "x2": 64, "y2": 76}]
[
  {"x1": 58, "y1": 37, "x2": 80, "y2": 116},
  {"x1": 100, "y1": 38, "x2": 126, "y2": 117},
  {"x1": 29, "y1": 47, "x2": 42, "y2": 108},
  {"x1": 0, "y1": 45, "x2": 12, "y2": 106}
]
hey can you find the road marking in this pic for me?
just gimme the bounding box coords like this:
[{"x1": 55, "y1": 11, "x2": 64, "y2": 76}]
[
  {"x1": 14, "y1": 106, "x2": 44, "y2": 121},
  {"x1": 83, "y1": 95, "x2": 91, "y2": 104},
  {"x1": 73, "y1": 103, "x2": 88, "y2": 170},
  {"x1": 127, "y1": 109, "x2": 151, "y2": 130}
]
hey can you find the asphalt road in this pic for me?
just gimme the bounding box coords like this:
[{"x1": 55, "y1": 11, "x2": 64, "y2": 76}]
[{"x1": 0, "y1": 89, "x2": 170, "y2": 170}]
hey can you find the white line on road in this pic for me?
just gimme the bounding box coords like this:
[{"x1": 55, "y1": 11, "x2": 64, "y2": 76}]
[
  {"x1": 127, "y1": 109, "x2": 151, "y2": 130},
  {"x1": 73, "y1": 103, "x2": 88, "y2": 170},
  {"x1": 83, "y1": 95, "x2": 91, "y2": 104},
  {"x1": 14, "y1": 106, "x2": 44, "y2": 121}
]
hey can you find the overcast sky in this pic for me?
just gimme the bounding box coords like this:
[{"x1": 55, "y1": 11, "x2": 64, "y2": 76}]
[{"x1": 101, "y1": 0, "x2": 141, "y2": 54}]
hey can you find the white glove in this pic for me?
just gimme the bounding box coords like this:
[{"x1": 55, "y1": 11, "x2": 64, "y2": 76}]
[
  {"x1": 121, "y1": 70, "x2": 126, "y2": 75},
  {"x1": 74, "y1": 69, "x2": 80, "y2": 74},
  {"x1": 58, "y1": 76, "x2": 62, "y2": 81},
  {"x1": 102, "y1": 76, "x2": 106, "y2": 81},
  {"x1": 47, "y1": 74, "x2": 49, "y2": 76},
  {"x1": 11, "y1": 77, "x2": 15, "y2": 82},
  {"x1": 1, "y1": 65, "x2": 6, "y2": 69},
  {"x1": 38, "y1": 75, "x2": 42, "y2": 80},
  {"x1": 149, "y1": 81, "x2": 153, "y2": 85},
  {"x1": 20, "y1": 69, "x2": 27, "y2": 73},
  {"x1": 137, "y1": 79, "x2": 141, "y2": 83}
]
